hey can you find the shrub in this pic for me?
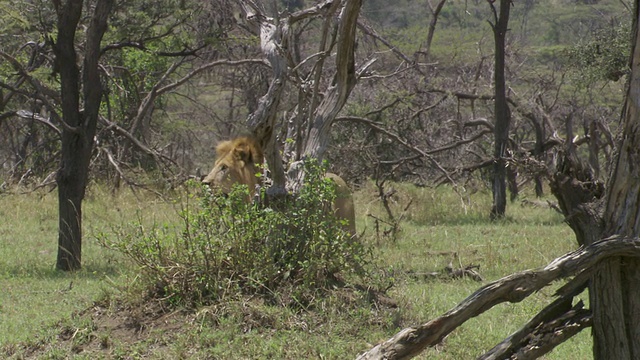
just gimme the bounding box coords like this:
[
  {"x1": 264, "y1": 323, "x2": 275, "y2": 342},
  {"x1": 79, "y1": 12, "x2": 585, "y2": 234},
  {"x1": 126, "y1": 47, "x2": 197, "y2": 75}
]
[{"x1": 104, "y1": 161, "x2": 372, "y2": 307}]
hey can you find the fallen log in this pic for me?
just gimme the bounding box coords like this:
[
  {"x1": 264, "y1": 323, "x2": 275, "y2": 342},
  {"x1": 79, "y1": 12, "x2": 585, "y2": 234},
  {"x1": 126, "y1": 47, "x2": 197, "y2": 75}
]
[{"x1": 357, "y1": 236, "x2": 640, "y2": 360}]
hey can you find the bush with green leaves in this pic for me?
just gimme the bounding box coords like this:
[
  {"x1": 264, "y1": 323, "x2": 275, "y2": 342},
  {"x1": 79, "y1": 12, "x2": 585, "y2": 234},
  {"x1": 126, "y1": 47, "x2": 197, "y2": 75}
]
[
  {"x1": 563, "y1": 21, "x2": 631, "y2": 83},
  {"x1": 106, "y1": 161, "x2": 372, "y2": 307}
]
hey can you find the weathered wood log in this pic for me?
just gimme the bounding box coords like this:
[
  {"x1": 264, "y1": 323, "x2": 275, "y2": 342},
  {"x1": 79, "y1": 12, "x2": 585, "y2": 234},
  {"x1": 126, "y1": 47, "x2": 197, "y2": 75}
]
[
  {"x1": 407, "y1": 263, "x2": 484, "y2": 282},
  {"x1": 478, "y1": 277, "x2": 590, "y2": 360},
  {"x1": 549, "y1": 149, "x2": 605, "y2": 246},
  {"x1": 357, "y1": 237, "x2": 640, "y2": 360}
]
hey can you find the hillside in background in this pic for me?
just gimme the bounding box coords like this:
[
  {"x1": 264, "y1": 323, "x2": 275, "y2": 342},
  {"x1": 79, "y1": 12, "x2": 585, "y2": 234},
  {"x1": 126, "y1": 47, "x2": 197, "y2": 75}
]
[
  {"x1": 361, "y1": 0, "x2": 628, "y2": 81},
  {"x1": 364, "y1": 0, "x2": 627, "y2": 48}
]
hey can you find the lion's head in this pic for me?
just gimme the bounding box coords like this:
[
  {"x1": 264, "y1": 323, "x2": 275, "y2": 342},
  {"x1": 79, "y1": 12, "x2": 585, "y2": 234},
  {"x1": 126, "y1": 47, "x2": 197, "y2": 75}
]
[
  {"x1": 202, "y1": 136, "x2": 264, "y2": 199},
  {"x1": 202, "y1": 136, "x2": 355, "y2": 235}
]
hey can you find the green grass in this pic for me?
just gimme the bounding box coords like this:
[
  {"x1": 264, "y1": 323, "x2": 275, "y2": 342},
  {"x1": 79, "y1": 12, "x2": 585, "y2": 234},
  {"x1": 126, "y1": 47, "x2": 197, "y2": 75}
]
[
  {"x1": 0, "y1": 182, "x2": 593, "y2": 359},
  {"x1": 354, "y1": 182, "x2": 591, "y2": 359},
  {"x1": 0, "y1": 186, "x2": 175, "y2": 346}
]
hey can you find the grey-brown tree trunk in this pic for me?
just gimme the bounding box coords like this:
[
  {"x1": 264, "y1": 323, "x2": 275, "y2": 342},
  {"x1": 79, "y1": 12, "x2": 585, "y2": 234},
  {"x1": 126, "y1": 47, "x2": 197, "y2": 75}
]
[
  {"x1": 489, "y1": 0, "x2": 511, "y2": 220},
  {"x1": 54, "y1": 0, "x2": 113, "y2": 271},
  {"x1": 237, "y1": 0, "x2": 363, "y2": 194},
  {"x1": 591, "y1": 4, "x2": 640, "y2": 357}
]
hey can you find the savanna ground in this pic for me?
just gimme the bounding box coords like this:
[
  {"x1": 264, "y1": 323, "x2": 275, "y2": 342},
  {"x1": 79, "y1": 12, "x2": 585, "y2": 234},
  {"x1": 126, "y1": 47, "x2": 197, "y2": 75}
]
[{"x1": 0, "y1": 181, "x2": 592, "y2": 359}]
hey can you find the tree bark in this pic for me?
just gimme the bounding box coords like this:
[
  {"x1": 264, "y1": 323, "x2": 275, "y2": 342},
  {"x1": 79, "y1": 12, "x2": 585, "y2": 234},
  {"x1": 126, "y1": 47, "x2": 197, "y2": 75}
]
[
  {"x1": 300, "y1": 0, "x2": 361, "y2": 160},
  {"x1": 240, "y1": 1, "x2": 287, "y2": 180},
  {"x1": 54, "y1": 0, "x2": 113, "y2": 271},
  {"x1": 286, "y1": 0, "x2": 363, "y2": 192},
  {"x1": 236, "y1": 0, "x2": 362, "y2": 196},
  {"x1": 550, "y1": 149, "x2": 605, "y2": 246},
  {"x1": 488, "y1": 0, "x2": 511, "y2": 220},
  {"x1": 591, "y1": 4, "x2": 640, "y2": 358}
]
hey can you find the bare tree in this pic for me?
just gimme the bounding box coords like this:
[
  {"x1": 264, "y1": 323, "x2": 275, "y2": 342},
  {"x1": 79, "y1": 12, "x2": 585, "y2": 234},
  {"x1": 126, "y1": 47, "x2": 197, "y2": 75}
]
[
  {"x1": 488, "y1": 0, "x2": 512, "y2": 219},
  {"x1": 233, "y1": 0, "x2": 369, "y2": 194},
  {"x1": 358, "y1": 2, "x2": 640, "y2": 358}
]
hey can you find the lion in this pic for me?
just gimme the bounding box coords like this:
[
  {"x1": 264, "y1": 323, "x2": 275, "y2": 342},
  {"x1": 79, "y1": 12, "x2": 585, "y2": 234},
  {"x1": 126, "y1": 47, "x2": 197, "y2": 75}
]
[
  {"x1": 202, "y1": 136, "x2": 356, "y2": 236},
  {"x1": 202, "y1": 136, "x2": 264, "y2": 203}
]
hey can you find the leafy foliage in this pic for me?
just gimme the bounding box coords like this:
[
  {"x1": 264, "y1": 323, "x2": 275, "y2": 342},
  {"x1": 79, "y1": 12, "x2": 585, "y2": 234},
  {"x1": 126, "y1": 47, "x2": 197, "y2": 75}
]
[
  {"x1": 105, "y1": 161, "x2": 373, "y2": 307},
  {"x1": 563, "y1": 22, "x2": 631, "y2": 83}
]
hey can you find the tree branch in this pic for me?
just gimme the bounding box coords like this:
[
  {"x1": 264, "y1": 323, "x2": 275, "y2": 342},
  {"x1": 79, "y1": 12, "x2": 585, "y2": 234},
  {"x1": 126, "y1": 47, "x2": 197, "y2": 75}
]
[
  {"x1": 289, "y1": 0, "x2": 336, "y2": 23},
  {"x1": 336, "y1": 115, "x2": 479, "y2": 187},
  {"x1": 0, "y1": 50, "x2": 63, "y2": 123},
  {"x1": 478, "y1": 277, "x2": 590, "y2": 360},
  {"x1": 357, "y1": 236, "x2": 640, "y2": 360},
  {"x1": 98, "y1": 115, "x2": 173, "y2": 167},
  {"x1": 357, "y1": 19, "x2": 428, "y2": 75},
  {"x1": 15, "y1": 110, "x2": 62, "y2": 135}
]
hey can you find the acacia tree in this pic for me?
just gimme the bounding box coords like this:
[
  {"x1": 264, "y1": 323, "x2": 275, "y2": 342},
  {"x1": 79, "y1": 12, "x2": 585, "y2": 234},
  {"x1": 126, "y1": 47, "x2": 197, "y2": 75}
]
[
  {"x1": 0, "y1": 0, "x2": 114, "y2": 270},
  {"x1": 54, "y1": 0, "x2": 114, "y2": 270},
  {"x1": 0, "y1": 0, "x2": 254, "y2": 270}
]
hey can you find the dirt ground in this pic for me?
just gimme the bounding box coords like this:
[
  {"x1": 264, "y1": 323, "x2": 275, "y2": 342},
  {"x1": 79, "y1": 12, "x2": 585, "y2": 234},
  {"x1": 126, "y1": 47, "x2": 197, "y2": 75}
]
[{"x1": 4, "y1": 300, "x2": 193, "y2": 359}]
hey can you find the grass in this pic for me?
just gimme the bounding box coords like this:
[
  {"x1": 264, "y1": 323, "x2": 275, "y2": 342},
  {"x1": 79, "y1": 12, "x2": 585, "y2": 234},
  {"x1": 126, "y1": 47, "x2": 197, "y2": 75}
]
[
  {"x1": 0, "y1": 181, "x2": 593, "y2": 359},
  {"x1": 0, "y1": 186, "x2": 175, "y2": 345},
  {"x1": 355, "y1": 183, "x2": 591, "y2": 359}
]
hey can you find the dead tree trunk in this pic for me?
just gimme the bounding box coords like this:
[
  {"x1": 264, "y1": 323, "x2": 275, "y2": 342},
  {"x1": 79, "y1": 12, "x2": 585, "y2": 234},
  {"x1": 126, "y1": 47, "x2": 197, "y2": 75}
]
[
  {"x1": 237, "y1": 1, "x2": 288, "y2": 195},
  {"x1": 287, "y1": 0, "x2": 364, "y2": 192},
  {"x1": 590, "y1": 5, "x2": 640, "y2": 357},
  {"x1": 301, "y1": 0, "x2": 360, "y2": 158},
  {"x1": 488, "y1": 0, "x2": 512, "y2": 220},
  {"x1": 236, "y1": 0, "x2": 365, "y2": 194}
]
